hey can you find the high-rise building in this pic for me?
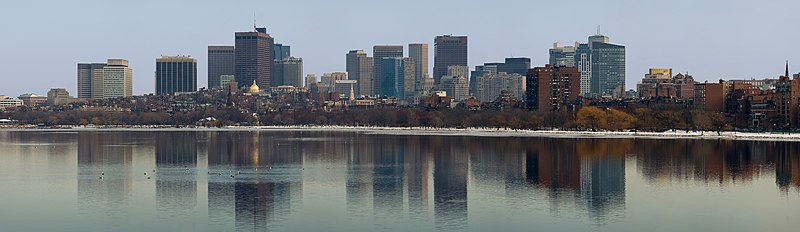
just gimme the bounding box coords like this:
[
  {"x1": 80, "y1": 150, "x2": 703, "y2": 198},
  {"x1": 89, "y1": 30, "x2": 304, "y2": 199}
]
[
  {"x1": 235, "y1": 27, "x2": 273, "y2": 89},
  {"x1": 273, "y1": 57, "x2": 303, "y2": 87},
  {"x1": 380, "y1": 57, "x2": 415, "y2": 99},
  {"x1": 433, "y1": 35, "x2": 468, "y2": 84},
  {"x1": 102, "y1": 59, "x2": 133, "y2": 99},
  {"x1": 590, "y1": 37, "x2": 626, "y2": 97},
  {"x1": 549, "y1": 42, "x2": 577, "y2": 68},
  {"x1": 273, "y1": 43, "x2": 291, "y2": 61},
  {"x1": 358, "y1": 56, "x2": 375, "y2": 96},
  {"x1": 155, "y1": 56, "x2": 197, "y2": 95},
  {"x1": 439, "y1": 75, "x2": 469, "y2": 101},
  {"x1": 77, "y1": 63, "x2": 107, "y2": 99},
  {"x1": 373, "y1": 45, "x2": 404, "y2": 96},
  {"x1": 501, "y1": 57, "x2": 531, "y2": 75},
  {"x1": 474, "y1": 73, "x2": 526, "y2": 103},
  {"x1": 346, "y1": 50, "x2": 365, "y2": 81},
  {"x1": 572, "y1": 33, "x2": 625, "y2": 98},
  {"x1": 408, "y1": 44, "x2": 429, "y2": 84},
  {"x1": 77, "y1": 59, "x2": 133, "y2": 99},
  {"x1": 526, "y1": 65, "x2": 581, "y2": 112},
  {"x1": 208, "y1": 46, "x2": 234, "y2": 89}
]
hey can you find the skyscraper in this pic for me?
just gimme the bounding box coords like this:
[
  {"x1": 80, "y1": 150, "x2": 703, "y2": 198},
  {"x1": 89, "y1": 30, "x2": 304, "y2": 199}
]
[
  {"x1": 101, "y1": 59, "x2": 133, "y2": 99},
  {"x1": 235, "y1": 27, "x2": 273, "y2": 89},
  {"x1": 273, "y1": 57, "x2": 303, "y2": 87},
  {"x1": 77, "y1": 59, "x2": 132, "y2": 99},
  {"x1": 208, "y1": 46, "x2": 234, "y2": 90},
  {"x1": 156, "y1": 56, "x2": 197, "y2": 95},
  {"x1": 573, "y1": 33, "x2": 626, "y2": 97},
  {"x1": 549, "y1": 42, "x2": 577, "y2": 68},
  {"x1": 373, "y1": 45, "x2": 404, "y2": 96},
  {"x1": 379, "y1": 57, "x2": 415, "y2": 99},
  {"x1": 347, "y1": 50, "x2": 374, "y2": 96},
  {"x1": 433, "y1": 35, "x2": 467, "y2": 84},
  {"x1": 273, "y1": 43, "x2": 291, "y2": 61},
  {"x1": 77, "y1": 63, "x2": 106, "y2": 99},
  {"x1": 501, "y1": 57, "x2": 531, "y2": 75},
  {"x1": 408, "y1": 44, "x2": 429, "y2": 84}
]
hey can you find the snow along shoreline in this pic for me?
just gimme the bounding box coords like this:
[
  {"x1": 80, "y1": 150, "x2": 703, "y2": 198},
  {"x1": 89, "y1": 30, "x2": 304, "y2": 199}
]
[{"x1": 4, "y1": 125, "x2": 800, "y2": 142}]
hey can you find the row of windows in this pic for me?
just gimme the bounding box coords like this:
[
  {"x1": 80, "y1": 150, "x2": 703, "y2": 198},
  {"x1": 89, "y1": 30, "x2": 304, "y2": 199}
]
[{"x1": 235, "y1": 36, "x2": 268, "y2": 40}]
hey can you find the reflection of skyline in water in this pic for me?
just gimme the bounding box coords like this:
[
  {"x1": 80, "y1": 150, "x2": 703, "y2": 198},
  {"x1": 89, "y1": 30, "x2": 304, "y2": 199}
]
[{"x1": 65, "y1": 131, "x2": 800, "y2": 230}]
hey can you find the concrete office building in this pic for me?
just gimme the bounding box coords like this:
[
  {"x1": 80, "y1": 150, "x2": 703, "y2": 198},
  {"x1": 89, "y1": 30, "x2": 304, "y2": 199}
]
[
  {"x1": 474, "y1": 73, "x2": 526, "y2": 103},
  {"x1": 373, "y1": 45, "x2": 404, "y2": 96},
  {"x1": 0, "y1": 96, "x2": 23, "y2": 109},
  {"x1": 235, "y1": 27, "x2": 273, "y2": 88},
  {"x1": 408, "y1": 44, "x2": 429, "y2": 84},
  {"x1": 526, "y1": 65, "x2": 581, "y2": 112},
  {"x1": 77, "y1": 59, "x2": 133, "y2": 99},
  {"x1": 155, "y1": 56, "x2": 197, "y2": 95},
  {"x1": 208, "y1": 46, "x2": 234, "y2": 89},
  {"x1": 77, "y1": 63, "x2": 107, "y2": 99},
  {"x1": 47, "y1": 88, "x2": 75, "y2": 105}
]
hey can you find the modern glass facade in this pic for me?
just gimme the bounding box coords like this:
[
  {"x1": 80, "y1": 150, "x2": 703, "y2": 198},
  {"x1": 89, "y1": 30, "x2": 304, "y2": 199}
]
[
  {"x1": 208, "y1": 46, "x2": 234, "y2": 90},
  {"x1": 156, "y1": 56, "x2": 197, "y2": 95},
  {"x1": 590, "y1": 42, "x2": 625, "y2": 97}
]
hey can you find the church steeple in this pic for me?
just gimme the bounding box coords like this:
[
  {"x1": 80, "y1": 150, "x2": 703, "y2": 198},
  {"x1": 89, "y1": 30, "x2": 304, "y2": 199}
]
[{"x1": 786, "y1": 60, "x2": 790, "y2": 77}]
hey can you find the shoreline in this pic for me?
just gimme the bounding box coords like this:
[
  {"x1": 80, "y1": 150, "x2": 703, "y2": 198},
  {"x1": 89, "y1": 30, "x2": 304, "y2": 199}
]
[{"x1": 2, "y1": 125, "x2": 800, "y2": 142}]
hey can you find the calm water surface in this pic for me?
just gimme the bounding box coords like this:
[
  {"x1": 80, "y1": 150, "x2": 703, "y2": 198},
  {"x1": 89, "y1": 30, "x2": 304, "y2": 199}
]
[{"x1": 0, "y1": 130, "x2": 799, "y2": 232}]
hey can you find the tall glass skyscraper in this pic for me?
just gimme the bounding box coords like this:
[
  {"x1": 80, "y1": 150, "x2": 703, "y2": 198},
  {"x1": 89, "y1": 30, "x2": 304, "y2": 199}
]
[
  {"x1": 571, "y1": 34, "x2": 625, "y2": 97},
  {"x1": 155, "y1": 56, "x2": 197, "y2": 95},
  {"x1": 433, "y1": 35, "x2": 467, "y2": 84},
  {"x1": 208, "y1": 46, "x2": 234, "y2": 89},
  {"x1": 235, "y1": 27, "x2": 273, "y2": 88}
]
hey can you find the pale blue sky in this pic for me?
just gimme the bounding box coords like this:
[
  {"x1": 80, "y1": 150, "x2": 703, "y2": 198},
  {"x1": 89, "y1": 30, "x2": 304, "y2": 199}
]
[{"x1": 0, "y1": 0, "x2": 797, "y2": 97}]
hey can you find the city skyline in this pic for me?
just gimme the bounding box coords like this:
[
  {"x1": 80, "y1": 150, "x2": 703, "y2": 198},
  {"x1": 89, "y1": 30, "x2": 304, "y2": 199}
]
[{"x1": 1, "y1": 0, "x2": 798, "y2": 97}]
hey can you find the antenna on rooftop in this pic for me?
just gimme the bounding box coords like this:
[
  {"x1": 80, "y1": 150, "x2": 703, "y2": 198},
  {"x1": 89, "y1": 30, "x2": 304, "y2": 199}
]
[
  {"x1": 253, "y1": 12, "x2": 257, "y2": 30},
  {"x1": 596, "y1": 25, "x2": 601, "y2": 35}
]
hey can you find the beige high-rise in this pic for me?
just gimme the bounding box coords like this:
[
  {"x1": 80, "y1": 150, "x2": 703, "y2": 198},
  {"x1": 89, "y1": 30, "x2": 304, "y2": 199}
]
[
  {"x1": 77, "y1": 59, "x2": 133, "y2": 99},
  {"x1": 408, "y1": 44, "x2": 428, "y2": 84}
]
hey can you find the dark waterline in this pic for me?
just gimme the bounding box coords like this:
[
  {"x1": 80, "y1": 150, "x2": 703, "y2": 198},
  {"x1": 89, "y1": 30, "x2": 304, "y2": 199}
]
[{"x1": 0, "y1": 130, "x2": 798, "y2": 232}]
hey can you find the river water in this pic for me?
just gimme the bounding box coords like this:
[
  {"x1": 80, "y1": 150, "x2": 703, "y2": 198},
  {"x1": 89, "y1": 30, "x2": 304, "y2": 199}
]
[{"x1": 0, "y1": 130, "x2": 798, "y2": 231}]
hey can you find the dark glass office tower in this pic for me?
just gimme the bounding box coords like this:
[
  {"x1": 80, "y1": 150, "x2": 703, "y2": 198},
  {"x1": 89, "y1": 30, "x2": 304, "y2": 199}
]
[
  {"x1": 155, "y1": 56, "x2": 197, "y2": 95},
  {"x1": 208, "y1": 46, "x2": 234, "y2": 89},
  {"x1": 372, "y1": 45, "x2": 403, "y2": 96},
  {"x1": 433, "y1": 35, "x2": 467, "y2": 84},
  {"x1": 235, "y1": 27, "x2": 273, "y2": 88},
  {"x1": 500, "y1": 57, "x2": 531, "y2": 75}
]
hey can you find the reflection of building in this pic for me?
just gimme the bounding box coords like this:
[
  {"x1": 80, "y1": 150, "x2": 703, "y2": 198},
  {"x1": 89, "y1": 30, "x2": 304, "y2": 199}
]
[
  {"x1": 76, "y1": 132, "x2": 133, "y2": 213},
  {"x1": 434, "y1": 142, "x2": 468, "y2": 230}
]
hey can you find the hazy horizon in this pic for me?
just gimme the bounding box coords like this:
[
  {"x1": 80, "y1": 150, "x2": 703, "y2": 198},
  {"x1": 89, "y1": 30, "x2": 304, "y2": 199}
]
[{"x1": 1, "y1": 0, "x2": 798, "y2": 97}]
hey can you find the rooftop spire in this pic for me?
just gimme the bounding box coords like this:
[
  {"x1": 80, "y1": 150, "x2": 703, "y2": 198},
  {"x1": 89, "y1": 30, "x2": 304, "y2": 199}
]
[
  {"x1": 597, "y1": 25, "x2": 600, "y2": 35},
  {"x1": 253, "y1": 12, "x2": 257, "y2": 30},
  {"x1": 786, "y1": 60, "x2": 790, "y2": 77}
]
